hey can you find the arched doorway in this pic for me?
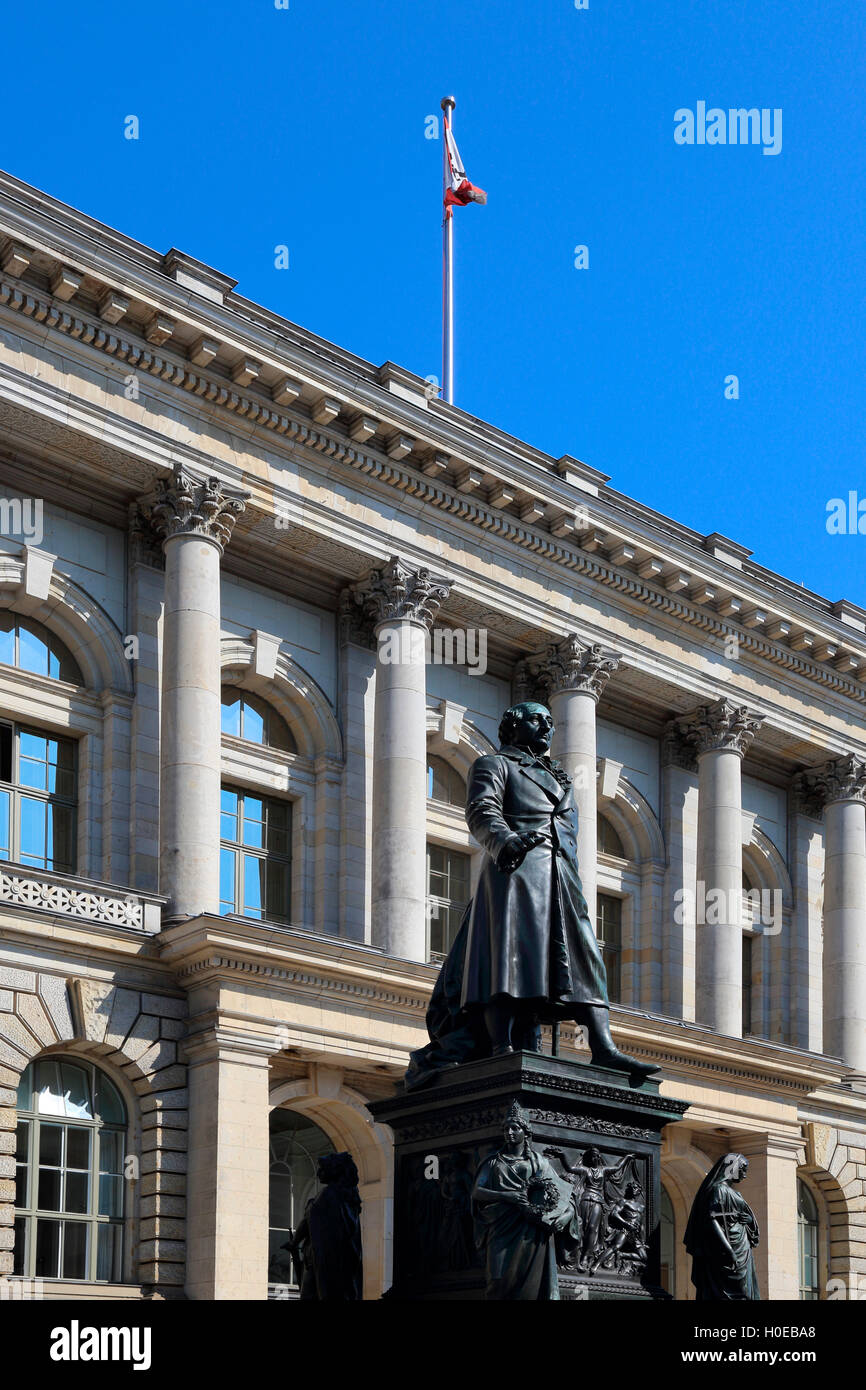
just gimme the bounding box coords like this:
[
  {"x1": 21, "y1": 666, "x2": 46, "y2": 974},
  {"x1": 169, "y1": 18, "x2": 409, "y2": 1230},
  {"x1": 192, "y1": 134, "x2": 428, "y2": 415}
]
[{"x1": 268, "y1": 1108, "x2": 336, "y2": 1296}]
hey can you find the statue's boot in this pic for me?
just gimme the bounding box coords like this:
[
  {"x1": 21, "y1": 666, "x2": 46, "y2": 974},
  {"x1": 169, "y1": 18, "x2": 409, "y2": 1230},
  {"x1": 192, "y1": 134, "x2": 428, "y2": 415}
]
[{"x1": 583, "y1": 1005, "x2": 659, "y2": 1084}]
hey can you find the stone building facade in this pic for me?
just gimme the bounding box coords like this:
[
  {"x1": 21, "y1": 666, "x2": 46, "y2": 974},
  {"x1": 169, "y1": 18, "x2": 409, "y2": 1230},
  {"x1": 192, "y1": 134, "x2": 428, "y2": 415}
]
[{"x1": 0, "y1": 168, "x2": 863, "y2": 1301}]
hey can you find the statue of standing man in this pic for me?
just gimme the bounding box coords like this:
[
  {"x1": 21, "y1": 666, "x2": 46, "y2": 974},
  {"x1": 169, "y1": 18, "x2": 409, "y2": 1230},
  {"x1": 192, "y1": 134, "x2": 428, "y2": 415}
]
[{"x1": 406, "y1": 702, "x2": 657, "y2": 1087}]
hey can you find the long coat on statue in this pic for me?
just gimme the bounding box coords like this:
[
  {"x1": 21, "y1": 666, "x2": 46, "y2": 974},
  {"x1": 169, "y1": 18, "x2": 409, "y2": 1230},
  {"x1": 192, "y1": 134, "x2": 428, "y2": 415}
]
[{"x1": 460, "y1": 746, "x2": 608, "y2": 1013}]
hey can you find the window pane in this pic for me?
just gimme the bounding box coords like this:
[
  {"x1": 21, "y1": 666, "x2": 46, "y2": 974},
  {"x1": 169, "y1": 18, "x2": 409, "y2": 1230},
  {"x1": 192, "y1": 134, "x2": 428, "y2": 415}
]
[
  {"x1": 220, "y1": 691, "x2": 241, "y2": 737},
  {"x1": 95, "y1": 1076, "x2": 125, "y2": 1128},
  {"x1": 98, "y1": 1174, "x2": 123, "y2": 1218},
  {"x1": 265, "y1": 800, "x2": 290, "y2": 854},
  {"x1": 48, "y1": 739, "x2": 76, "y2": 800},
  {"x1": 19, "y1": 752, "x2": 48, "y2": 793},
  {"x1": 62, "y1": 1221, "x2": 88, "y2": 1279},
  {"x1": 243, "y1": 855, "x2": 265, "y2": 918},
  {"x1": 267, "y1": 712, "x2": 294, "y2": 752},
  {"x1": 12, "y1": 1217, "x2": 25, "y2": 1275},
  {"x1": 242, "y1": 797, "x2": 265, "y2": 848},
  {"x1": 39, "y1": 1123, "x2": 63, "y2": 1167},
  {"x1": 65, "y1": 1125, "x2": 91, "y2": 1168},
  {"x1": 241, "y1": 699, "x2": 265, "y2": 745},
  {"x1": 99, "y1": 1131, "x2": 123, "y2": 1175},
  {"x1": 97, "y1": 1222, "x2": 123, "y2": 1281},
  {"x1": 35, "y1": 1060, "x2": 66, "y2": 1115},
  {"x1": 0, "y1": 617, "x2": 14, "y2": 667},
  {"x1": 37, "y1": 1167, "x2": 61, "y2": 1212},
  {"x1": 15, "y1": 1118, "x2": 30, "y2": 1163},
  {"x1": 60, "y1": 1065, "x2": 92, "y2": 1120},
  {"x1": 47, "y1": 803, "x2": 76, "y2": 873},
  {"x1": 0, "y1": 789, "x2": 8, "y2": 859},
  {"x1": 220, "y1": 787, "x2": 239, "y2": 816},
  {"x1": 17, "y1": 625, "x2": 50, "y2": 678},
  {"x1": 220, "y1": 848, "x2": 236, "y2": 914},
  {"x1": 19, "y1": 796, "x2": 47, "y2": 866},
  {"x1": 35, "y1": 1219, "x2": 61, "y2": 1278},
  {"x1": 0, "y1": 726, "x2": 11, "y2": 784},
  {"x1": 16, "y1": 1063, "x2": 32, "y2": 1112},
  {"x1": 266, "y1": 860, "x2": 290, "y2": 921},
  {"x1": 64, "y1": 1171, "x2": 89, "y2": 1215}
]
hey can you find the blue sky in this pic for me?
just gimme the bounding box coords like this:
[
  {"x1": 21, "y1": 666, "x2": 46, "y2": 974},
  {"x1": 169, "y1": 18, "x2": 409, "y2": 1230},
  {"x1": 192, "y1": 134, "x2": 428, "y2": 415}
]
[{"x1": 1, "y1": 1, "x2": 863, "y2": 605}]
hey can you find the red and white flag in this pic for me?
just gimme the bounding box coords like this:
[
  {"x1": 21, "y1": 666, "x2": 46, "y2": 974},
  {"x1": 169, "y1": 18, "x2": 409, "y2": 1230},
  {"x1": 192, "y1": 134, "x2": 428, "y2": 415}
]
[{"x1": 443, "y1": 117, "x2": 487, "y2": 215}]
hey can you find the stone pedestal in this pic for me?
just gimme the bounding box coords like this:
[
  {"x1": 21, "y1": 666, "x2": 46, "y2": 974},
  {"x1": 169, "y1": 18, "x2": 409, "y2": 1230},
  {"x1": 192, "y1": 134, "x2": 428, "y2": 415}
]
[{"x1": 370, "y1": 1052, "x2": 688, "y2": 1301}]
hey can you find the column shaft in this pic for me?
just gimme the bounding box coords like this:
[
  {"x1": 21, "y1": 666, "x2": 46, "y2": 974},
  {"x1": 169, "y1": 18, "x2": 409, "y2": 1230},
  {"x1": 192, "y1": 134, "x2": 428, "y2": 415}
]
[
  {"x1": 372, "y1": 620, "x2": 429, "y2": 959},
  {"x1": 696, "y1": 746, "x2": 745, "y2": 1035},
  {"x1": 550, "y1": 687, "x2": 599, "y2": 922},
  {"x1": 823, "y1": 797, "x2": 866, "y2": 1070},
  {"x1": 161, "y1": 533, "x2": 222, "y2": 918}
]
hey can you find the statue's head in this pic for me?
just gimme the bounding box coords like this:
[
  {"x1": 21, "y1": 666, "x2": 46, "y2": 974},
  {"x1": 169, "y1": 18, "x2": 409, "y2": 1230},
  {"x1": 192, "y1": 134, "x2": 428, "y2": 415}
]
[
  {"x1": 584, "y1": 1146, "x2": 602, "y2": 1166},
  {"x1": 317, "y1": 1151, "x2": 360, "y2": 1189},
  {"x1": 502, "y1": 1101, "x2": 533, "y2": 1152},
  {"x1": 721, "y1": 1152, "x2": 748, "y2": 1185},
  {"x1": 498, "y1": 702, "x2": 554, "y2": 755},
  {"x1": 624, "y1": 1182, "x2": 640, "y2": 1199}
]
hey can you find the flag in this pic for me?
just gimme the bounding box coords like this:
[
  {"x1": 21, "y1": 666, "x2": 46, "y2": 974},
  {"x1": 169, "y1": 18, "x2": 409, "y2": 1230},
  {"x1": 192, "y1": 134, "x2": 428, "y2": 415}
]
[{"x1": 443, "y1": 117, "x2": 487, "y2": 215}]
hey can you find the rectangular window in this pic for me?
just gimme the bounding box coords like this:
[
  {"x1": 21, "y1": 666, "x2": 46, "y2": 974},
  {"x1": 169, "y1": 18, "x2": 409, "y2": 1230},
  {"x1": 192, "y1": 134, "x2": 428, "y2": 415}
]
[
  {"x1": 0, "y1": 723, "x2": 76, "y2": 874},
  {"x1": 596, "y1": 893, "x2": 623, "y2": 1003},
  {"x1": 426, "y1": 844, "x2": 470, "y2": 958},
  {"x1": 220, "y1": 786, "x2": 292, "y2": 924}
]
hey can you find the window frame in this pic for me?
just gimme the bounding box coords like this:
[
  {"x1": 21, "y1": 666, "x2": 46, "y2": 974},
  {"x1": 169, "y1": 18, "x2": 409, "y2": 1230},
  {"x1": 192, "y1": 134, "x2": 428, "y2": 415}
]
[
  {"x1": 219, "y1": 782, "x2": 294, "y2": 924},
  {"x1": 0, "y1": 719, "x2": 78, "y2": 874}
]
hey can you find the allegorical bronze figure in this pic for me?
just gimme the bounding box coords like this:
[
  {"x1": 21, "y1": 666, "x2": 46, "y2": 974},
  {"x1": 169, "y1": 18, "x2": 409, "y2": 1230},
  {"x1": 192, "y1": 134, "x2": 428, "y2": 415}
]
[
  {"x1": 405, "y1": 701, "x2": 658, "y2": 1088},
  {"x1": 289, "y1": 1152, "x2": 363, "y2": 1301},
  {"x1": 472, "y1": 1102, "x2": 577, "y2": 1300},
  {"x1": 683, "y1": 1152, "x2": 760, "y2": 1300}
]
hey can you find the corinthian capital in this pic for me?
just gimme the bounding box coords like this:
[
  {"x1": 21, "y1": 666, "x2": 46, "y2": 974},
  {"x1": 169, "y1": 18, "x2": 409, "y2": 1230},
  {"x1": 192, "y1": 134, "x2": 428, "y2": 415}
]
[
  {"x1": 675, "y1": 697, "x2": 764, "y2": 757},
  {"x1": 795, "y1": 753, "x2": 866, "y2": 811},
  {"x1": 139, "y1": 466, "x2": 249, "y2": 551},
  {"x1": 515, "y1": 634, "x2": 622, "y2": 705},
  {"x1": 350, "y1": 556, "x2": 452, "y2": 632}
]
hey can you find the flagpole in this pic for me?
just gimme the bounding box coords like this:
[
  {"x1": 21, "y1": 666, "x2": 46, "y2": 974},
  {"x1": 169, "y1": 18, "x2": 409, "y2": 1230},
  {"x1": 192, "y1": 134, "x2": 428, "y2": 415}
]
[{"x1": 441, "y1": 94, "x2": 455, "y2": 404}]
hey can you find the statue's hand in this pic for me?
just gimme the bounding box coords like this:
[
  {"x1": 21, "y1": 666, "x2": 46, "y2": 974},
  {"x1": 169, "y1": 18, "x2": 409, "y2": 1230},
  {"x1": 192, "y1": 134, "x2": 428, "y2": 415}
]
[{"x1": 497, "y1": 832, "x2": 545, "y2": 874}]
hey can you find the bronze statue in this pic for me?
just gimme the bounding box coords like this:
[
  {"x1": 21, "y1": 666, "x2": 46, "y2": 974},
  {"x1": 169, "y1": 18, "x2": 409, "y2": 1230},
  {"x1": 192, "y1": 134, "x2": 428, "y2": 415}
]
[
  {"x1": 406, "y1": 701, "x2": 657, "y2": 1088},
  {"x1": 684, "y1": 1152, "x2": 760, "y2": 1300},
  {"x1": 290, "y1": 1152, "x2": 363, "y2": 1300},
  {"x1": 472, "y1": 1103, "x2": 577, "y2": 1299}
]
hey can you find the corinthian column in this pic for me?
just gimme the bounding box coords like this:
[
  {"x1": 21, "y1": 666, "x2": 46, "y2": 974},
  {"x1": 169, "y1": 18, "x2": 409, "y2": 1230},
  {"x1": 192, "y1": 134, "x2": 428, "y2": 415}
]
[
  {"x1": 674, "y1": 698, "x2": 764, "y2": 1036},
  {"x1": 140, "y1": 467, "x2": 247, "y2": 920},
  {"x1": 797, "y1": 754, "x2": 866, "y2": 1072},
  {"x1": 348, "y1": 557, "x2": 451, "y2": 961},
  {"x1": 515, "y1": 635, "x2": 621, "y2": 923}
]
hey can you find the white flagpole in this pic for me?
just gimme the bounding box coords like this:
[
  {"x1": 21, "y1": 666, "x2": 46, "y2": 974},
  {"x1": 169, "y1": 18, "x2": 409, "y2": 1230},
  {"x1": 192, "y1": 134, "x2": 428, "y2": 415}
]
[{"x1": 441, "y1": 94, "x2": 455, "y2": 404}]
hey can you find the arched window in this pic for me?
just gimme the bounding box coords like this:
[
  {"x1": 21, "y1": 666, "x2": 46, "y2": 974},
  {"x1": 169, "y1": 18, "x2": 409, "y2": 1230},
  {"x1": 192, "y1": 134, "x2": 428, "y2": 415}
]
[
  {"x1": 268, "y1": 1108, "x2": 336, "y2": 1295},
  {"x1": 427, "y1": 756, "x2": 465, "y2": 807},
  {"x1": 220, "y1": 786, "x2": 292, "y2": 921},
  {"x1": 660, "y1": 1184, "x2": 675, "y2": 1297},
  {"x1": 797, "y1": 1179, "x2": 820, "y2": 1300},
  {"x1": 13, "y1": 1058, "x2": 126, "y2": 1283},
  {"x1": 0, "y1": 615, "x2": 82, "y2": 684},
  {"x1": 597, "y1": 813, "x2": 626, "y2": 859},
  {"x1": 221, "y1": 688, "x2": 296, "y2": 752}
]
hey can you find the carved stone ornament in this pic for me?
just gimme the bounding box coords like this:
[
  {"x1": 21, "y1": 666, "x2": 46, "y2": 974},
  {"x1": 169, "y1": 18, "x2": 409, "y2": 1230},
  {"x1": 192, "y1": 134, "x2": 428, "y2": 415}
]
[
  {"x1": 673, "y1": 697, "x2": 764, "y2": 757},
  {"x1": 514, "y1": 634, "x2": 622, "y2": 704},
  {"x1": 349, "y1": 555, "x2": 452, "y2": 633},
  {"x1": 795, "y1": 753, "x2": 866, "y2": 812},
  {"x1": 138, "y1": 465, "x2": 249, "y2": 551},
  {"x1": 661, "y1": 722, "x2": 698, "y2": 772}
]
